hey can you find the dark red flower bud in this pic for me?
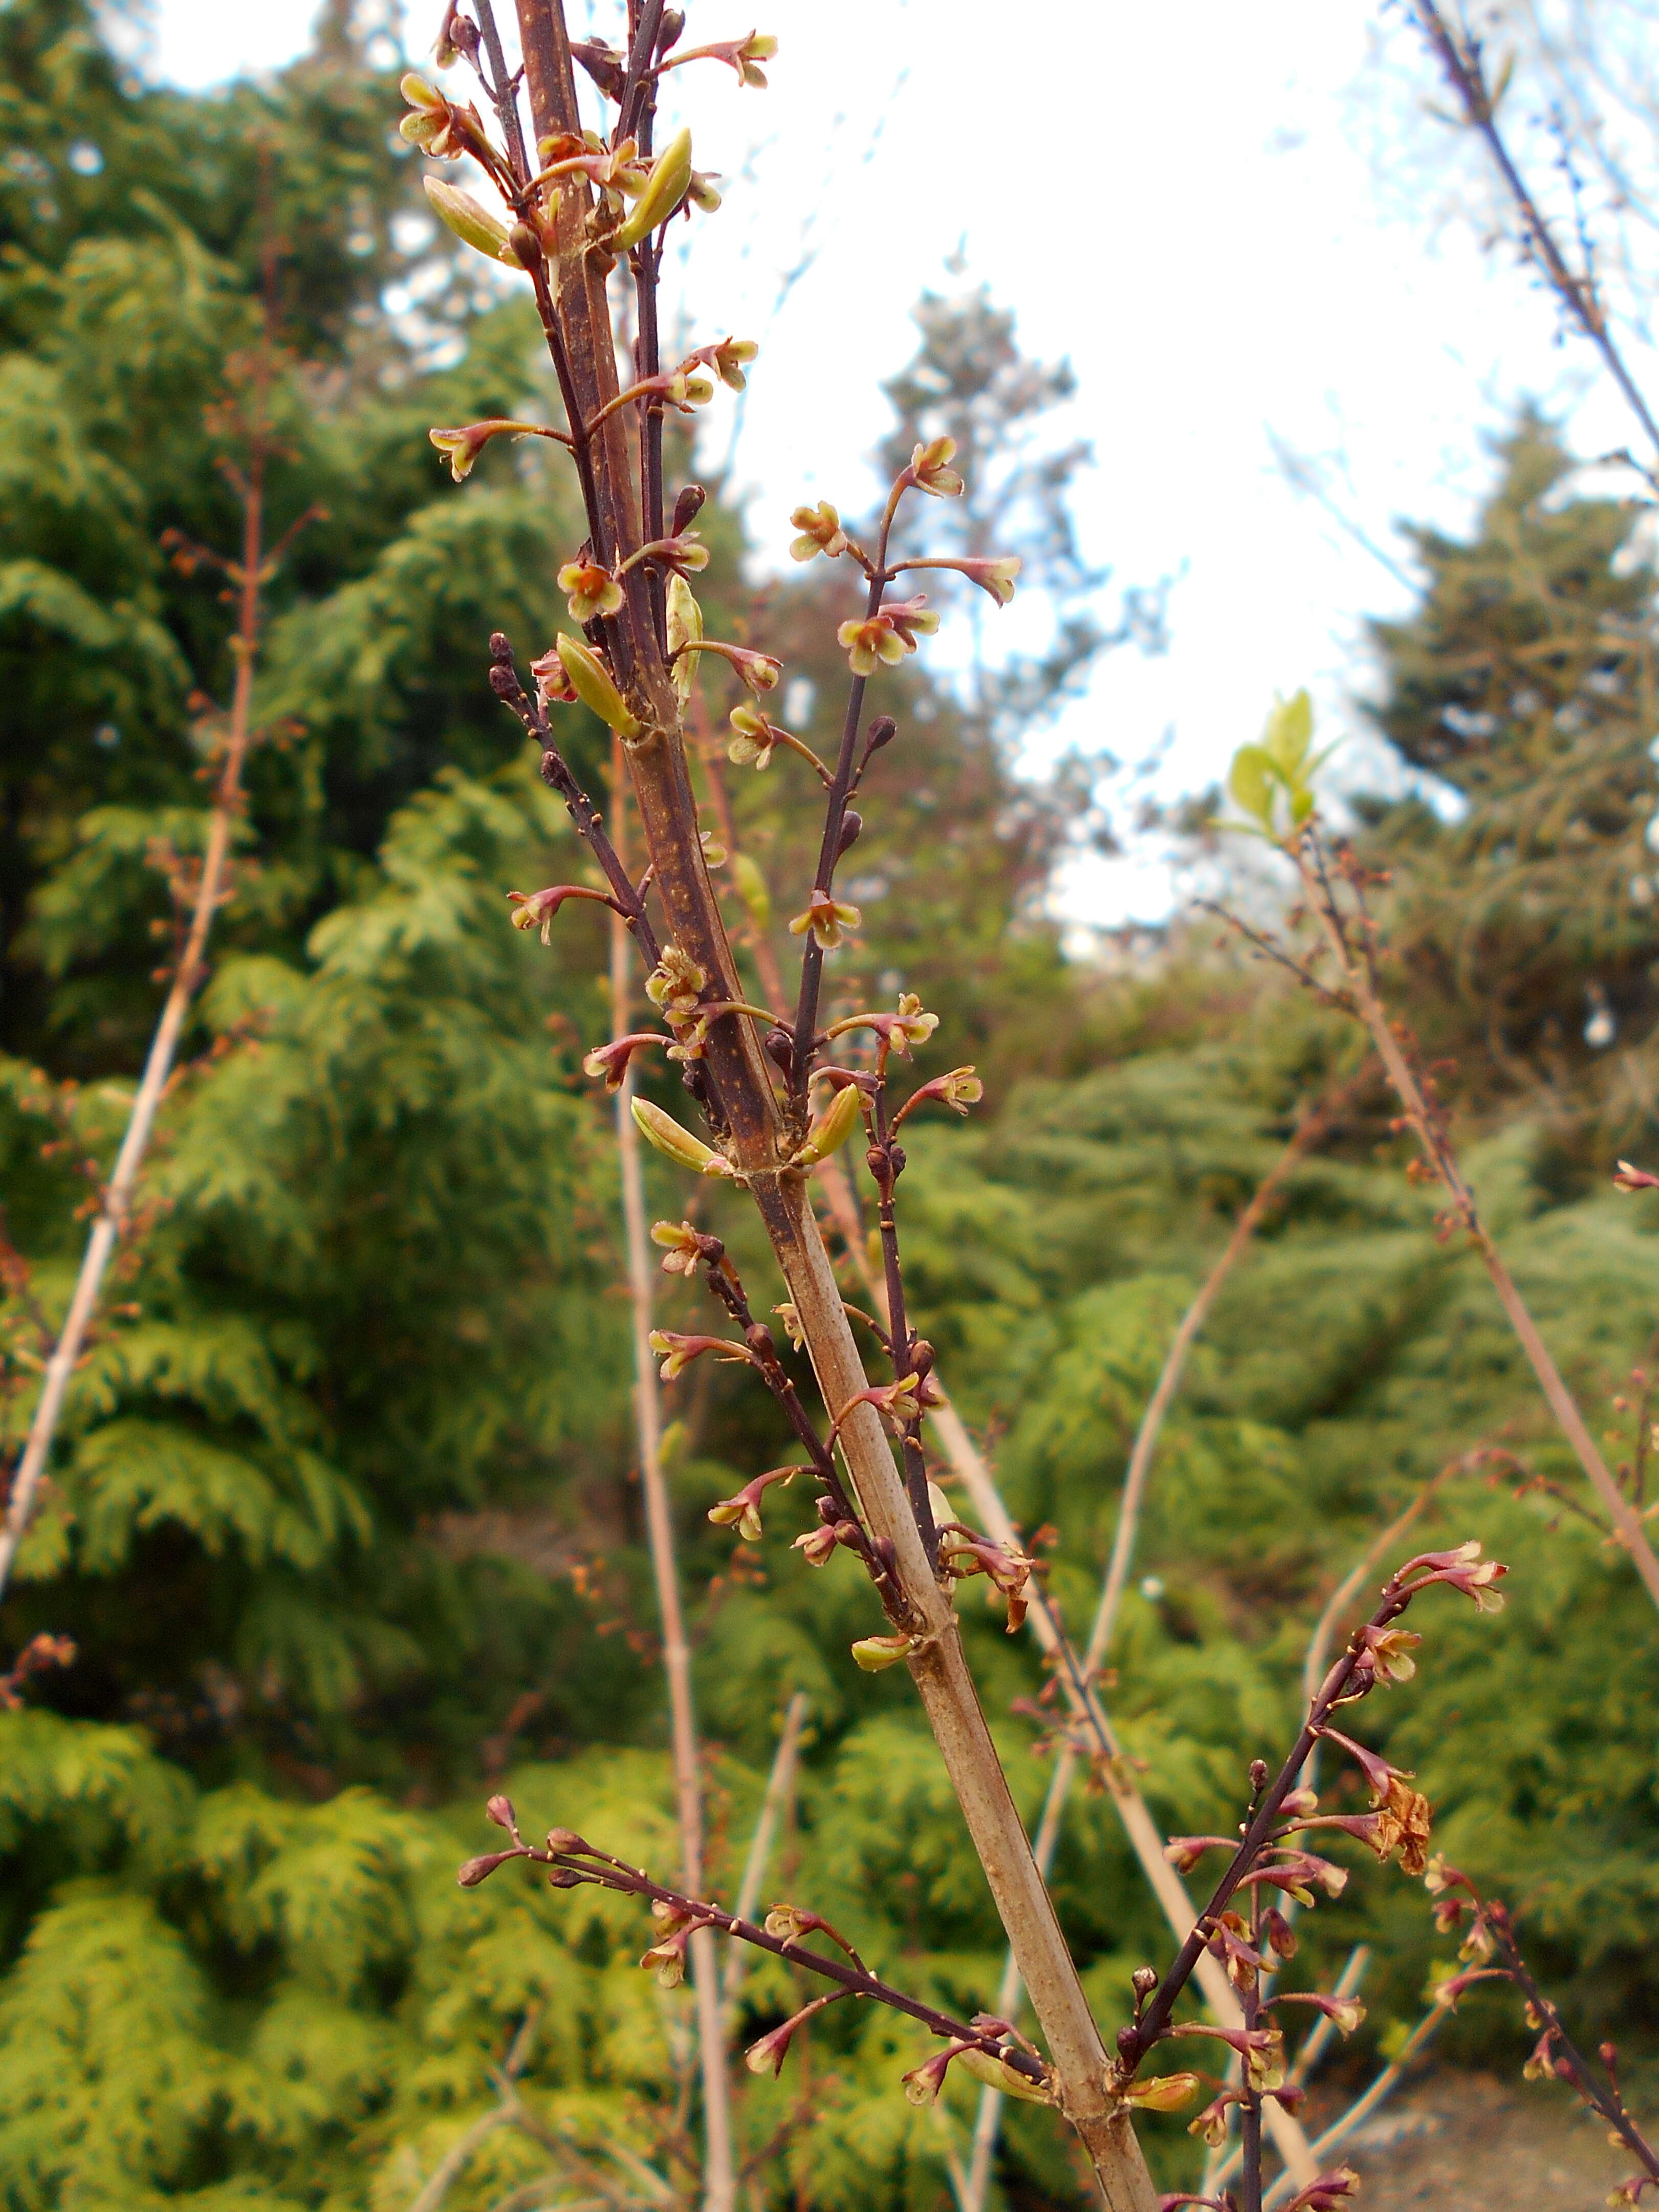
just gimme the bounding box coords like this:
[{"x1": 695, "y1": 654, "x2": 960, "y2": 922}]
[
  {"x1": 836, "y1": 809, "x2": 863, "y2": 857},
  {"x1": 672, "y1": 483, "x2": 707, "y2": 535},
  {"x1": 547, "y1": 1825, "x2": 586, "y2": 1852},
  {"x1": 763, "y1": 1026, "x2": 794, "y2": 1077},
  {"x1": 1250, "y1": 1759, "x2": 1269, "y2": 1791},
  {"x1": 508, "y1": 222, "x2": 544, "y2": 270},
  {"x1": 486, "y1": 1793, "x2": 516, "y2": 1830},
  {"x1": 867, "y1": 715, "x2": 897, "y2": 752},
  {"x1": 489, "y1": 662, "x2": 519, "y2": 697},
  {"x1": 458, "y1": 1848, "x2": 522, "y2": 1886},
  {"x1": 1131, "y1": 1965, "x2": 1158, "y2": 2000},
  {"x1": 489, "y1": 632, "x2": 513, "y2": 662}
]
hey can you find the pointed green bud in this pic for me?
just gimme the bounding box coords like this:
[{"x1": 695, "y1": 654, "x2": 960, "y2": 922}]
[
  {"x1": 424, "y1": 176, "x2": 521, "y2": 265},
  {"x1": 556, "y1": 634, "x2": 643, "y2": 739},
  {"x1": 792, "y1": 1081, "x2": 863, "y2": 1167},
  {"x1": 631, "y1": 1097, "x2": 736, "y2": 1177},
  {"x1": 666, "y1": 574, "x2": 703, "y2": 708},
  {"x1": 609, "y1": 127, "x2": 693, "y2": 252}
]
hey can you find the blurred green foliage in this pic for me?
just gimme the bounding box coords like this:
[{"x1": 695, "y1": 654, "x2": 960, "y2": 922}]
[{"x1": 3, "y1": 5, "x2": 1659, "y2": 2210}]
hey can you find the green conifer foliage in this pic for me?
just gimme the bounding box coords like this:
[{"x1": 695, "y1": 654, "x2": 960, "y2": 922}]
[
  {"x1": 6, "y1": 7, "x2": 1659, "y2": 2206},
  {"x1": 1362, "y1": 411, "x2": 1659, "y2": 1123}
]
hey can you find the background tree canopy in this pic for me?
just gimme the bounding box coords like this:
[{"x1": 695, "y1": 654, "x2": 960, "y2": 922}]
[{"x1": 3, "y1": 4, "x2": 1659, "y2": 2207}]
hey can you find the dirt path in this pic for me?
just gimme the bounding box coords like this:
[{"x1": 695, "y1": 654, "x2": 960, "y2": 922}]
[{"x1": 1308, "y1": 2068, "x2": 1632, "y2": 2209}]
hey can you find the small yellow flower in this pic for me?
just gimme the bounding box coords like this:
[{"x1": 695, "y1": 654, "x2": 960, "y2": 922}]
[
  {"x1": 789, "y1": 501, "x2": 848, "y2": 563},
  {"x1": 788, "y1": 892, "x2": 861, "y2": 950},
  {"x1": 909, "y1": 434, "x2": 964, "y2": 497},
  {"x1": 558, "y1": 558, "x2": 624, "y2": 624}
]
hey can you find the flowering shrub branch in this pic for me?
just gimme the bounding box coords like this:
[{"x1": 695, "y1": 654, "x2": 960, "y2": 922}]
[{"x1": 1424, "y1": 1860, "x2": 1659, "y2": 2207}]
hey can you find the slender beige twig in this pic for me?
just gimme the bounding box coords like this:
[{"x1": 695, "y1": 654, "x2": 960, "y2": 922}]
[
  {"x1": 0, "y1": 302, "x2": 287, "y2": 1609},
  {"x1": 1297, "y1": 836, "x2": 1659, "y2": 1612},
  {"x1": 1301, "y1": 1469, "x2": 1457, "y2": 1732},
  {"x1": 408, "y1": 2014, "x2": 542, "y2": 2212},
  {"x1": 1092, "y1": 1088, "x2": 1351, "y2": 1672},
  {"x1": 721, "y1": 1689, "x2": 809, "y2": 2023},
  {"x1": 608, "y1": 755, "x2": 734, "y2": 2212}
]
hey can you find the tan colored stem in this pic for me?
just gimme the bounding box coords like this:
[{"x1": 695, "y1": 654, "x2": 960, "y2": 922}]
[
  {"x1": 0, "y1": 398, "x2": 268, "y2": 1608},
  {"x1": 1301, "y1": 847, "x2": 1659, "y2": 1612},
  {"x1": 1090, "y1": 1105, "x2": 1335, "y2": 1665},
  {"x1": 721, "y1": 1689, "x2": 809, "y2": 2024},
  {"x1": 608, "y1": 774, "x2": 734, "y2": 2212}
]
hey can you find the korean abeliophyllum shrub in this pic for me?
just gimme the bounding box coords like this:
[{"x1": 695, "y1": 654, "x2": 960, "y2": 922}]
[{"x1": 404, "y1": 11, "x2": 1507, "y2": 2209}]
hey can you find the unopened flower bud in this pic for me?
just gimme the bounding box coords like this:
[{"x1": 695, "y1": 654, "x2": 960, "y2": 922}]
[
  {"x1": 1249, "y1": 1759, "x2": 1269, "y2": 1792},
  {"x1": 457, "y1": 1848, "x2": 521, "y2": 1886},
  {"x1": 546, "y1": 1826, "x2": 585, "y2": 1852},
  {"x1": 836, "y1": 809, "x2": 863, "y2": 857},
  {"x1": 850, "y1": 1632, "x2": 917, "y2": 1672},
  {"x1": 508, "y1": 221, "x2": 544, "y2": 270},
  {"x1": 1131, "y1": 1966, "x2": 1159, "y2": 2001},
  {"x1": 672, "y1": 483, "x2": 707, "y2": 535},
  {"x1": 486, "y1": 1794, "x2": 517, "y2": 1830},
  {"x1": 763, "y1": 1026, "x2": 795, "y2": 1077},
  {"x1": 866, "y1": 714, "x2": 897, "y2": 753}
]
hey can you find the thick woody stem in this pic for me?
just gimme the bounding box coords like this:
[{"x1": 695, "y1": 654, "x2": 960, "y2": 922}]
[
  {"x1": 1297, "y1": 836, "x2": 1659, "y2": 1613},
  {"x1": 607, "y1": 757, "x2": 734, "y2": 2212},
  {"x1": 509, "y1": 9, "x2": 1155, "y2": 2199}
]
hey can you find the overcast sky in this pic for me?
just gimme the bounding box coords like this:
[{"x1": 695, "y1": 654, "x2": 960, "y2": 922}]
[{"x1": 138, "y1": 0, "x2": 1658, "y2": 924}]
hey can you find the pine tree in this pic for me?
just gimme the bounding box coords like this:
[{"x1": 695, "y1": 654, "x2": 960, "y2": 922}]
[{"x1": 1361, "y1": 410, "x2": 1659, "y2": 1130}]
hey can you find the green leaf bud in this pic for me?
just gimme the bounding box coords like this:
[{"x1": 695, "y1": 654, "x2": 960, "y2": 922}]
[
  {"x1": 424, "y1": 176, "x2": 521, "y2": 265},
  {"x1": 555, "y1": 634, "x2": 643, "y2": 739},
  {"x1": 792, "y1": 1081, "x2": 863, "y2": 1167},
  {"x1": 609, "y1": 127, "x2": 693, "y2": 252},
  {"x1": 631, "y1": 1097, "x2": 735, "y2": 1177}
]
